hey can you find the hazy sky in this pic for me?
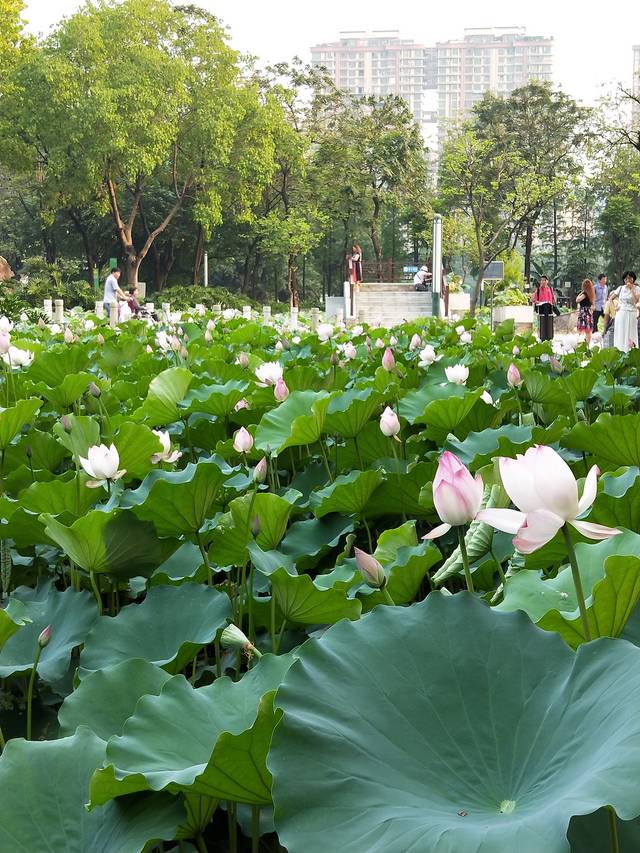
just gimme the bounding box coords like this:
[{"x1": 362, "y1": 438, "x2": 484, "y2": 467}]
[{"x1": 23, "y1": 0, "x2": 638, "y2": 105}]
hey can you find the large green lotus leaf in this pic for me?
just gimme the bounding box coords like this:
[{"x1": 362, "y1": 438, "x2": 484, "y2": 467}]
[
  {"x1": 0, "y1": 581, "x2": 97, "y2": 687},
  {"x1": 283, "y1": 364, "x2": 327, "y2": 393},
  {"x1": 360, "y1": 522, "x2": 440, "y2": 609},
  {"x1": 113, "y1": 422, "x2": 163, "y2": 480},
  {"x1": 180, "y1": 380, "x2": 249, "y2": 417},
  {"x1": 52, "y1": 413, "x2": 101, "y2": 460},
  {"x1": 27, "y1": 346, "x2": 89, "y2": 385},
  {"x1": 324, "y1": 387, "x2": 382, "y2": 438},
  {"x1": 0, "y1": 398, "x2": 41, "y2": 451},
  {"x1": 367, "y1": 460, "x2": 438, "y2": 520},
  {"x1": 120, "y1": 458, "x2": 231, "y2": 537},
  {"x1": 563, "y1": 368, "x2": 598, "y2": 402},
  {"x1": 60, "y1": 659, "x2": 173, "y2": 740},
  {"x1": 40, "y1": 371, "x2": 94, "y2": 409},
  {"x1": 522, "y1": 372, "x2": 572, "y2": 410},
  {"x1": 398, "y1": 381, "x2": 469, "y2": 425},
  {"x1": 562, "y1": 413, "x2": 640, "y2": 470},
  {"x1": 445, "y1": 420, "x2": 569, "y2": 471},
  {"x1": 4, "y1": 429, "x2": 67, "y2": 472},
  {"x1": 149, "y1": 542, "x2": 206, "y2": 587},
  {"x1": 280, "y1": 516, "x2": 355, "y2": 571},
  {"x1": 498, "y1": 533, "x2": 640, "y2": 648},
  {"x1": 269, "y1": 593, "x2": 640, "y2": 853},
  {"x1": 0, "y1": 597, "x2": 30, "y2": 650},
  {"x1": 208, "y1": 492, "x2": 296, "y2": 567},
  {"x1": 590, "y1": 467, "x2": 640, "y2": 530},
  {"x1": 192, "y1": 358, "x2": 248, "y2": 384},
  {"x1": 80, "y1": 584, "x2": 231, "y2": 676},
  {"x1": 90, "y1": 654, "x2": 295, "y2": 807},
  {"x1": 343, "y1": 420, "x2": 399, "y2": 469},
  {"x1": 0, "y1": 728, "x2": 184, "y2": 853},
  {"x1": 101, "y1": 338, "x2": 145, "y2": 370},
  {"x1": 42, "y1": 510, "x2": 178, "y2": 577},
  {"x1": 267, "y1": 566, "x2": 361, "y2": 625},
  {"x1": 309, "y1": 469, "x2": 384, "y2": 518},
  {"x1": 255, "y1": 390, "x2": 332, "y2": 454},
  {"x1": 132, "y1": 367, "x2": 193, "y2": 427},
  {"x1": 568, "y1": 809, "x2": 640, "y2": 852},
  {"x1": 20, "y1": 474, "x2": 98, "y2": 517}
]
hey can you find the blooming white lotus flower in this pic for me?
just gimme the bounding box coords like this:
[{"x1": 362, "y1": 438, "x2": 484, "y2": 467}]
[
  {"x1": 342, "y1": 342, "x2": 357, "y2": 360},
  {"x1": 477, "y1": 445, "x2": 620, "y2": 554},
  {"x1": 350, "y1": 325, "x2": 364, "y2": 337},
  {"x1": 0, "y1": 332, "x2": 10, "y2": 355},
  {"x1": 292, "y1": 335, "x2": 301, "y2": 344},
  {"x1": 84, "y1": 319, "x2": 95, "y2": 331},
  {"x1": 49, "y1": 324, "x2": 61, "y2": 335},
  {"x1": 233, "y1": 426, "x2": 254, "y2": 453},
  {"x1": 275, "y1": 340, "x2": 283, "y2": 352},
  {"x1": 79, "y1": 443, "x2": 126, "y2": 489},
  {"x1": 445, "y1": 364, "x2": 469, "y2": 385},
  {"x1": 317, "y1": 323, "x2": 334, "y2": 342},
  {"x1": 418, "y1": 345, "x2": 439, "y2": 367},
  {"x1": 459, "y1": 332, "x2": 472, "y2": 344},
  {"x1": 255, "y1": 362, "x2": 283, "y2": 386},
  {"x1": 481, "y1": 390, "x2": 493, "y2": 405},
  {"x1": 150, "y1": 430, "x2": 182, "y2": 465},
  {"x1": 156, "y1": 331, "x2": 171, "y2": 352},
  {"x1": 379, "y1": 406, "x2": 400, "y2": 438},
  {"x1": 0, "y1": 316, "x2": 13, "y2": 333},
  {"x1": 222, "y1": 308, "x2": 237, "y2": 321},
  {"x1": 455, "y1": 325, "x2": 465, "y2": 335},
  {"x1": 3, "y1": 346, "x2": 33, "y2": 368}
]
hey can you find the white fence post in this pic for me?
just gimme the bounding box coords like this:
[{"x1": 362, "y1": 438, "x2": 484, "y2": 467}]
[
  {"x1": 263, "y1": 305, "x2": 271, "y2": 325},
  {"x1": 311, "y1": 307, "x2": 320, "y2": 332},
  {"x1": 290, "y1": 306, "x2": 298, "y2": 330},
  {"x1": 242, "y1": 305, "x2": 252, "y2": 320},
  {"x1": 94, "y1": 300, "x2": 104, "y2": 319},
  {"x1": 109, "y1": 302, "x2": 118, "y2": 328},
  {"x1": 43, "y1": 298, "x2": 53, "y2": 319},
  {"x1": 53, "y1": 299, "x2": 64, "y2": 324},
  {"x1": 161, "y1": 302, "x2": 170, "y2": 322}
]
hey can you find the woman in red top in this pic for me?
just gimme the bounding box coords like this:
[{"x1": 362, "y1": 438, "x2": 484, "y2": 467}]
[
  {"x1": 347, "y1": 245, "x2": 363, "y2": 290},
  {"x1": 532, "y1": 275, "x2": 557, "y2": 341}
]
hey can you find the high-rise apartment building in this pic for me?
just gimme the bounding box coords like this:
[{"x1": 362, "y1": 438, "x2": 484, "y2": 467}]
[
  {"x1": 310, "y1": 31, "x2": 436, "y2": 126},
  {"x1": 435, "y1": 28, "x2": 553, "y2": 121}
]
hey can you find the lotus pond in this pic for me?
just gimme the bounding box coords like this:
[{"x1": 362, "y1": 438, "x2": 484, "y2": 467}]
[{"x1": 0, "y1": 309, "x2": 639, "y2": 853}]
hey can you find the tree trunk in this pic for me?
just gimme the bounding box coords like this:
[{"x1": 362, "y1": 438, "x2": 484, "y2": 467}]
[
  {"x1": 42, "y1": 229, "x2": 56, "y2": 265},
  {"x1": 68, "y1": 208, "x2": 97, "y2": 283},
  {"x1": 524, "y1": 222, "x2": 534, "y2": 284},
  {"x1": 471, "y1": 268, "x2": 484, "y2": 316},
  {"x1": 288, "y1": 254, "x2": 299, "y2": 308},
  {"x1": 192, "y1": 226, "x2": 204, "y2": 287},
  {"x1": 553, "y1": 199, "x2": 559, "y2": 285},
  {"x1": 370, "y1": 196, "x2": 383, "y2": 282},
  {"x1": 124, "y1": 253, "x2": 141, "y2": 288}
]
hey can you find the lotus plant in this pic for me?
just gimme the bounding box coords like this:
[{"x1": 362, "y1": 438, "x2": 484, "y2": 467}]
[
  {"x1": 445, "y1": 364, "x2": 469, "y2": 385},
  {"x1": 379, "y1": 406, "x2": 400, "y2": 439},
  {"x1": 150, "y1": 430, "x2": 182, "y2": 465},
  {"x1": 79, "y1": 443, "x2": 126, "y2": 489},
  {"x1": 274, "y1": 378, "x2": 289, "y2": 402},
  {"x1": 424, "y1": 451, "x2": 484, "y2": 592},
  {"x1": 507, "y1": 363, "x2": 523, "y2": 388},
  {"x1": 477, "y1": 445, "x2": 621, "y2": 639},
  {"x1": 255, "y1": 361, "x2": 283, "y2": 386},
  {"x1": 381, "y1": 348, "x2": 396, "y2": 371},
  {"x1": 233, "y1": 426, "x2": 254, "y2": 454},
  {"x1": 354, "y1": 547, "x2": 395, "y2": 605}
]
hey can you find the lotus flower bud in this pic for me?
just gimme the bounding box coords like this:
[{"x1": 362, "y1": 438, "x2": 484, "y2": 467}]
[
  {"x1": 20, "y1": 312, "x2": 29, "y2": 323},
  {"x1": 343, "y1": 342, "x2": 357, "y2": 360},
  {"x1": 96, "y1": 333, "x2": 105, "y2": 346},
  {"x1": 389, "y1": 336, "x2": 397, "y2": 346},
  {"x1": 60, "y1": 415, "x2": 72, "y2": 433},
  {"x1": 237, "y1": 352, "x2": 249, "y2": 368},
  {"x1": 64, "y1": 327, "x2": 74, "y2": 344},
  {"x1": 379, "y1": 406, "x2": 400, "y2": 438},
  {"x1": 25, "y1": 445, "x2": 32, "y2": 459},
  {"x1": 481, "y1": 390, "x2": 493, "y2": 405},
  {"x1": 275, "y1": 340, "x2": 283, "y2": 352},
  {"x1": 424, "y1": 452, "x2": 484, "y2": 539},
  {"x1": 456, "y1": 325, "x2": 465, "y2": 335},
  {"x1": 146, "y1": 344, "x2": 153, "y2": 354},
  {"x1": 0, "y1": 332, "x2": 10, "y2": 355},
  {"x1": 233, "y1": 426, "x2": 254, "y2": 453},
  {"x1": 38, "y1": 624, "x2": 52, "y2": 648},
  {"x1": 550, "y1": 357, "x2": 564, "y2": 374},
  {"x1": 354, "y1": 547, "x2": 386, "y2": 589},
  {"x1": 375, "y1": 338, "x2": 385, "y2": 349},
  {"x1": 88, "y1": 382, "x2": 101, "y2": 398},
  {"x1": 381, "y1": 348, "x2": 396, "y2": 371},
  {"x1": 170, "y1": 336, "x2": 181, "y2": 352},
  {"x1": 330, "y1": 351, "x2": 339, "y2": 367},
  {"x1": 507, "y1": 363, "x2": 523, "y2": 388},
  {"x1": 37, "y1": 317, "x2": 47, "y2": 329},
  {"x1": 409, "y1": 334, "x2": 422, "y2": 351},
  {"x1": 274, "y1": 378, "x2": 289, "y2": 402},
  {"x1": 253, "y1": 457, "x2": 268, "y2": 484},
  {"x1": 250, "y1": 515, "x2": 261, "y2": 537},
  {"x1": 204, "y1": 329, "x2": 212, "y2": 342},
  {"x1": 512, "y1": 346, "x2": 520, "y2": 356},
  {"x1": 180, "y1": 346, "x2": 188, "y2": 359}
]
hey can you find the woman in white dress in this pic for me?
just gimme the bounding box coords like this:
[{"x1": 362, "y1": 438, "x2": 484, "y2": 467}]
[{"x1": 612, "y1": 271, "x2": 640, "y2": 353}]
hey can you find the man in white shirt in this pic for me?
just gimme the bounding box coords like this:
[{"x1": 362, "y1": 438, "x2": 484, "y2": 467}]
[{"x1": 103, "y1": 268, "x2": 126, "y2": 314}]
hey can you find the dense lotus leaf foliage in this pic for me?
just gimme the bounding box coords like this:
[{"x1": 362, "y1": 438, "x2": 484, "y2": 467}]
[{"x1": 0, "y1": 307, "x2": 638, "y2": 852}]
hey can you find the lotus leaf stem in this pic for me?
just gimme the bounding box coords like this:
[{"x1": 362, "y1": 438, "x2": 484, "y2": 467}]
[
  {"x1": 196, "y1": 531, "x2": 213, "y2": 586},
  {"x1": 90, "y1": 571, "x2": 103, "y2": 615},
  {"x1": 561, "y1": 525, "x2": 592, "y2": 642},
  {"x1": 457, "y1": 526, "x2": 475, "y2": 594},
  {"x1": 251, "y1": 806, "x2": 261, "y2": 853},
  {"x1": 26, "y1": 644, "x2": 43, "y2": 740},
  {"x1": 608, "y1": 806, "x2": 620, "y2": 853},
  {"x1": 382, "y1": 586, "x2": 396, "y2": 606}
]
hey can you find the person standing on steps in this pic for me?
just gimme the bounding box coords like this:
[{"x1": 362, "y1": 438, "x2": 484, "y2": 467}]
[
  {"x1": 103, "y1": 268, "x2": 127, "y2": 317},
  {"x1": 593, "y1": 274, "x2": 608, "y2": 332}
]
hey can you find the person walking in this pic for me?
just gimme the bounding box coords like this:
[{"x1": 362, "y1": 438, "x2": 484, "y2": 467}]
[
  {"x1": 103, "y1": 267, "x2": 126, "y2": 316},
  {"x1": 576, "y1": 278, "x2": 595, "y2": 344},
  {"x1": 593, "y1": 274, "x2": 608, "y2": 332},
  {"x1": 532, "y1": 275, "x2": 557, "y2": 341},
  {"x1": 611, "y1": 271, "x2": 640, "y2": 352}
]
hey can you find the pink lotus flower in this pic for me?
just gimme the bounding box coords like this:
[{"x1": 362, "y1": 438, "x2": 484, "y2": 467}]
[
  {"x1": 253, "y1": 457, "x2": 268, "y2": 484},
  {"x1": 382, "y1": 348, "x2": 396, "y2": 371},
  {"x1": 507, "y1": 363, "x2": 523, "y2": 388},
  {"x1": 409, "y1": 334, "x2": 422, "y2": 351},
  {"x1": 274, "y1": 377, "x2": 289, "y2": 402},
  {"x1": 424, "y1": 452, "x2": 484, "y2": 539},
  {"x1": 379, "y1": 406, "x2": 400, "y2": 438},
  {"x1": 37, "y1": 624, "x2": 52, "y2": 648},
  {"x1": 354, "y1": 547, "x2": 386, "y2": 588},
  {"x1": 233, "y1": 426, "x2": 253, "y2": 454},
  {"x1": 64, "y1": 327, "x2": 74, "y2": 344},
  {"x1": 234, "y1": 398, "x2": 249, "y2": 411},
  {"x1": 476, "y1": 445, "x2": 620, "y2": 554}
]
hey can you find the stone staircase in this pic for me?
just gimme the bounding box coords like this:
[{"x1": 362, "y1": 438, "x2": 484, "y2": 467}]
[{"x1": 354, "y1": 283, "x2": 433, "y2": 327}]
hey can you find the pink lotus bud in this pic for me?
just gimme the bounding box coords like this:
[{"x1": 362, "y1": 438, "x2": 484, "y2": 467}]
[
  {"x1": 233, "y1": 426, "x2": 254, "y2": 453},
  {"x1": 146, "y1": 344, "x2": 153, "y2": 354},
  {"x1": 64, "y1": 327, "x2": 74, "y2": 344},
  {"x1": 253, "y1": 457, "x2": 268, "y2": 484},
  {"x1": 550, "y1": 357, "x2": 564, "y2": 374},
  {"x1": 37, "y1": 317, "x2": 47, "y2": 329},
  {"x1": 379, "y1": 406, "x2": 400, "y2": 437},
  {"x1": 38, "y1": 624, "x2": 52, "y2": 648},
  {"x1": 507, "y1": 363, "x2": 523, "y2": 388},
  {"x1": 204, "y1": 329, "x2": 212, "y2": 342},
  {"x1": 409, "y1": 334, "x2": 422, "y2": 351},
  {"x1": 250, "y1": 515, "x2": 261, "y2": 537},
  {"x1": 375, "y1": 338, "x2": 385, "y2": 349},
  {"x1": 274, "y1": 378, "x2": 289, "y2": 402},
  {"x1": 234, "y1": 398, "x2": 249, "y2": 411},
  {"x1": 170, "y1": 336, "x2": 181, "y2": 352},
  {"x1": 0, "y1": 332, "x2": 11, "y2": 354},
  {"x1": 330, "y1": 351, "x2": 339, "y2": 367},
  {"x1": 180, "y1": 346, "x2": 188, "y2": 359},
  {"x1": 381, "y1": 348, "x2": 396, "y2": 371},
  {"x1": 88, "y1": 382, "x2": 101, "y2": 398},
  {"x1": 512, "y1": 346, "x2": 520, "y2": 356},
  {"x1": 354, "y1": 547, "x2": 386, "y2": 589},
  {"x1": 237, "y1": 352, "x2": 249, "y2": 368},
  {"x1": 60, "y1": 415, "x2": 72, "y2": 433},
  {"x1": 389, "y1": 335, "x2": 397, "y2": 346},
  {"x1": 430, "y1": 452, "x2": 484, "y2": 530},
  {"x1": 96, "y1": 333, "x2": 105, "y2": 346}
]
